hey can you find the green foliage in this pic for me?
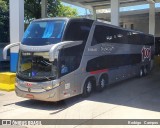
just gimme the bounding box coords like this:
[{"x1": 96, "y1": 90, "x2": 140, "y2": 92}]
[
  {"x1": 25, "y1": 0, "x2": 78, "y2": 23},
  {"x1": 0, "y1": 0, "x2": 78, "y2": 42},
  {"x1": 57, "y1": 5, "x2": 78, "y2": 17},
  {"x1": 24, "y1": 0, "x2": 41, "y2": 22},
  {"x1": 47, "y1": 0, "x2": 62, "y2": 17},
  {"x1": 0, "y1": 0, "x2": 8, "y2": 12},
  {"x1": 0, "y1": 0, "x2": 9, "y2": 42},
  {"x1": 24, "y1": 0, "x2": 61, "y2": 22}
]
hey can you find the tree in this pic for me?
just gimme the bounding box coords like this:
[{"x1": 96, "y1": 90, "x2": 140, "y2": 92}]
[
  {"x1": 57, "y1": 5, "x2": 78, "y2": 17},
  {"x1": 0, "y1": 0, "x2": 78, "y2": 42},
  {"x1": 0, "y1": 0, "x2": 9, "y2": 43},
  {"x1": 25, "y1": 0, "x2": 78, "y2": 23}
]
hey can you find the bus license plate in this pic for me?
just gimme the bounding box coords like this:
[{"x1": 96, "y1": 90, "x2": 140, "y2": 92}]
[{"x1": 26, "y1": 94, "x2": 34, "y2": 99}]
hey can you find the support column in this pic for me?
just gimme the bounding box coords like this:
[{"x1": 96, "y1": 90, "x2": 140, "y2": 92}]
[
  {"x1": 41, "y1": 0, "x2": 47, "y2": 18},
  {"x1": 10, "y1": 0, "x2": 24, "y2": 72},
  {"x1": 149, "y1": 3, "x2": 155, "y2": 35},
  {"x1": 111, "y1": 0, "x2": 119, "y2": 26},
  {"x1": 92, "y1": 7, "x2": 97, "y2": 20}
]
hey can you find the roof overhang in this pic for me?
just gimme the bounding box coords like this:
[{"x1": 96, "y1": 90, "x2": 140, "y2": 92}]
[{"x1": 61, "y1": 0, "x2": 159, "y2": 10}]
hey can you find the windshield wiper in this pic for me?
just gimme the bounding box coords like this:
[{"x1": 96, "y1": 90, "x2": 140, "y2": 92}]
[
  {"x1": 36, "y1": 76, "x2": 55, "y2": 81},
  {"x1": 44, "y1": 76, "x2": 52, "y2": 81}
]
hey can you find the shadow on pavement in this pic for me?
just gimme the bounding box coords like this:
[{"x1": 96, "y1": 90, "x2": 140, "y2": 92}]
[
  {"x1": 15, "y1": 95, "x2": 83, "y2": 114},
  {"x1": 15, "y1": 68, "x2": 160, "y2": 113}
]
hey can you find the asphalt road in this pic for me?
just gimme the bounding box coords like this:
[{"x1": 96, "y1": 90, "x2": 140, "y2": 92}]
[{"x1": 1, "y1": 68, "x2": 160, "y2": 128}]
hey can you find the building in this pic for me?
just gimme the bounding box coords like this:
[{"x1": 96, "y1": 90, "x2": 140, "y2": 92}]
[
  {"x1": 7, "y1": 0, "x2": 158, "y2": 72},
  {"x1": 96, "y1": 7, "x2": 160, "y2": 37}
]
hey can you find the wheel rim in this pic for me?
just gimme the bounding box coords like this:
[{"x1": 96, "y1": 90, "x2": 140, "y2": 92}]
[
  {"x1": 140, "y1": 69, "x2": 143, "y2": 76},
  {"x1": 100, "y1": 78, "x2": 105, "y2": 88},
  {"x1": 87, "y1": 81, "x2": 92, "y2": 93}
]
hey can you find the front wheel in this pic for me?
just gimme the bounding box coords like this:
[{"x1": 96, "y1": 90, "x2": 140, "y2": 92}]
[{"x1": 82, "y1": 79, "x2": 93, "y2": 98}]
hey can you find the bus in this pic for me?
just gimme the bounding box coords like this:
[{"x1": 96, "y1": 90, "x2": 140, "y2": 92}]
[{"x1": 3, "y1": 18, "x2": 154, "y2": 101}]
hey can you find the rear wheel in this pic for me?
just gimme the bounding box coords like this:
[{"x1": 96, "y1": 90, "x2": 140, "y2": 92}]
[
  {"x1": 82, "y1": 79, "x2": 94, "y2": 97},
  {"x1": 139, "y1": 67, "x2": 144, "y2": 77},
  {"x1": 143, "y1": 66, "x2": 148, "y2": 76},
  {"x1": 97, "y1": 75, "x2": 108, "y2": 92}
]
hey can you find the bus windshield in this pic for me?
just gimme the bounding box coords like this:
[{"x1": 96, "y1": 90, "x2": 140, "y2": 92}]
[
  {"x1": 17, "y1": 51, "x2": 58, "y2": 81},
  {"x1": 22, "y1": 20, "x2": 66, "y2": 46}
]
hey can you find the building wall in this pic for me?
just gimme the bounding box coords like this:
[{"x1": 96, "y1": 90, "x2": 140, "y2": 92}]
[
  {"x1": 97, "y1": 13, "x2": 160, "y2": 37},
  {"x1": 120, "y1": 13, "x2": 160, "y2": 36},
  {"x1": 120, "y1": 14, "x2": 149, "y2": 33}
]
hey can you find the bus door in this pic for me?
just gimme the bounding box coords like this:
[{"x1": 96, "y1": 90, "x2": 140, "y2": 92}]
[{"x1": 58, "y1": 47, "x2": 79, "y2": 100}]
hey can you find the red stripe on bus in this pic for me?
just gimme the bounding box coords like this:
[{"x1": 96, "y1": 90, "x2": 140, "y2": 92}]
[{"x1": 90, "y1": 69, "x2": 108, "y2": 75}]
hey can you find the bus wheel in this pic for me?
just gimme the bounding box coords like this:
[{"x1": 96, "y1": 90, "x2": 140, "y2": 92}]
[
  {"x1": 139, "y1": 67, "x2": 144, "y2": 77},
  {"x1": 97, "y1": 75, "x2": 108, "y2": 92},
  {"x1": 144, "y1": 66, "x2": 148, "y2": 76},
  {"x1": 82, "y1": 79, "x2": 93, "y2": 97}
]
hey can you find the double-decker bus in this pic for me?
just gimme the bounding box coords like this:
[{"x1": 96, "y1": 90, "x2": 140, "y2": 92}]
[{"x1": 3, "y1": 18, "x2": 154, "y2": 101}]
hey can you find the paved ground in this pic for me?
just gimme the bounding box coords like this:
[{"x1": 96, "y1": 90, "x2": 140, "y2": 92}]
[{"x1": 1, "y1": 68, "x2": 160, "y2": 128}]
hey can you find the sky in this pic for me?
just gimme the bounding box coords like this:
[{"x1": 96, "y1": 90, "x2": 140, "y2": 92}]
[
  {"x1": 62, "y1": 2, "x2": 160, "y2": 15},
  {"x1": 62, "y1": 2, "x2": 90, "y2": 15}
]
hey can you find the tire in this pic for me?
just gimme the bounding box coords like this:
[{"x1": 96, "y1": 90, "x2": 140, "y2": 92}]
[
  {"x1": 143, "y1": 66, "x2": 148, "y2": 76},
  {"x1": 139, "y1": 67, "x2": 144, "y2": 77},
  {"x1": 82, "y1": 79, "x2": 93, "y2": 98},
  {"x1": 96, "y1": 75, "x2": 108, "y2": 92}
]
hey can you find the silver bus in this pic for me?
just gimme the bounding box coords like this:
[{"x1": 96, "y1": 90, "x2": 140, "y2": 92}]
[{"x1": 3, "y1": 18, "x2": 154, "y2": 101}]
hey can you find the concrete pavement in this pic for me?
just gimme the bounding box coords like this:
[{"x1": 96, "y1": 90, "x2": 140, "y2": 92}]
[{"x1": 1, "y1": 68, "x2": 160, "y2": 128}]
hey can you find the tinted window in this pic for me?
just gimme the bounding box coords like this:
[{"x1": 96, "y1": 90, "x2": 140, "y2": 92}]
[
  {"x1": 86, "y1": 54, "x2": 141, "y2": 72},
  {"x1": 144, "y1": 35, "x2": 154, "y2": 45},
  {"x1": 127, "y1": 32, "x2": 141, "y2": 44},
  {"x1": 155, "y1": 37, "x2": 160, "y2": 55},
  {"x1": 92, "y1": 25, "x2": 154, "y2": 46},
  {"x1": 63, "y1": 20, "x2": 93, "y2": 41},
  {"x1": 127, "y1": 32, "x2": 154, "y2": 45},
  {"x1": 22, "y1": 20, "x2": 66, "y2": 46},
  {"x1": 59, "y1": 45, "x2": 83, "y2": 76},
  {"x1": 92, "y1": 25, "x2": 127, "y2": 46}
]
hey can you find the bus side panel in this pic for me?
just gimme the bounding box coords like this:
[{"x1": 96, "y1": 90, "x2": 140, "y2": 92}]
[
  {"x1": 58, "y1": 73, "x2": 75, "y2": 100},
  {"x1": 80, "y1": 41, "x2": 153, "y2": 87}
]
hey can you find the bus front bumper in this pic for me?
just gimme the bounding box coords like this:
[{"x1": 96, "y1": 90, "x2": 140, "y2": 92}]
[{"x1": 15, "y1": 86, "x2": 60, "y2": 102}]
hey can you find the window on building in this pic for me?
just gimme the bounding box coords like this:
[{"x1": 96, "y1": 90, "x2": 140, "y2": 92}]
[{"x1": 131, "y1": 24, "x2": 134, "y2": 30}]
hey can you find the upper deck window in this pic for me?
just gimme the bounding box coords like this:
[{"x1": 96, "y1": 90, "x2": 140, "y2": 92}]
[
  {"x1": 92, "y1": 25, "x2": 154, "y2": 46},
  {"x1": 63, "y1": 20, "x2": 93, "y2": 42},
  {"x1": 22, "y1": 20, "x2": 66, "y2": 46}
]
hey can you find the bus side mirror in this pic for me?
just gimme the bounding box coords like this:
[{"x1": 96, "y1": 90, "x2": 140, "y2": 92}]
[
  {"x1": 3, "y1": 42, "x2": 20, "y2": 60},
  {"x1": 49, "y1": 41, "x2": 83, "y2": 61}
]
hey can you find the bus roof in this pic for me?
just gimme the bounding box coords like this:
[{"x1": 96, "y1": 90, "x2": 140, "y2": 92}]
[
  {"x1": 33, "y1": 17, "x2": 154, "y2": 37},
  {"x1": 33, "y1": 17, "x2": 94, "y2": 22}
]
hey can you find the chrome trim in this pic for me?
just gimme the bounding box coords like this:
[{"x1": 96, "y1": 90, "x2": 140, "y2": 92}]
[
  {"x1": 3, "y1": 42, "x2": 20, "y2": 60},
  {"x1": 49, "y1": 41, "x2": 83, "y2": 61},
  {"x1": 20, "y1": 44, "x2": 54, "y2": 52}
]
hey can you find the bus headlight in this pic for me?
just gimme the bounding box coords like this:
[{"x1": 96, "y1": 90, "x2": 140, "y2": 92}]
[
  {"x1": 43, "y1": 85, "x2": 53, "y2": 91},
  {"x1": 43, "y1": 83, "x2": 59, "y2": 91},
  {"x1": 43, "y1": 81, "x2": 65, "y2": 91}
]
